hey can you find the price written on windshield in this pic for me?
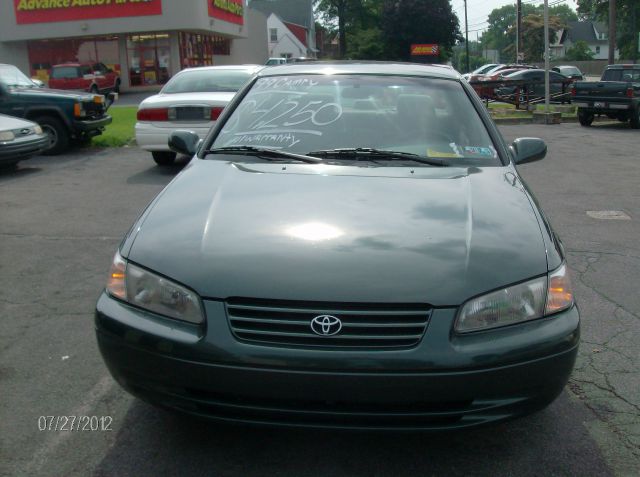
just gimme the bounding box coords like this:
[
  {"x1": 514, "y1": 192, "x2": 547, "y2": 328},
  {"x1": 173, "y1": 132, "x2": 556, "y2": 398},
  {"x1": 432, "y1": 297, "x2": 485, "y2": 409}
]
[{"x1": 225, "y1": 96, "x2": 343, "y2": 134}]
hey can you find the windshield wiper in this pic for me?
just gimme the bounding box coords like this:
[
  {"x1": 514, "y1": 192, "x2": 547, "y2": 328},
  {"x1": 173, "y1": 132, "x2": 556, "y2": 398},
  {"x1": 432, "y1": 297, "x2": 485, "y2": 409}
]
[
  {"x1": 307, "y1": 148, "x2": 449, "y2": 167},
  {"x1": 203, "y1": 146, "x2": 322, "y2": 164}
]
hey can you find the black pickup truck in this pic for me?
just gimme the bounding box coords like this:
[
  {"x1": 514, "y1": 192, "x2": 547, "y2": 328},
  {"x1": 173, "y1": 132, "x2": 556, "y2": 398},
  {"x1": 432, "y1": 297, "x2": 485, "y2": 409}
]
[
  {"x1": 572, "y1": 64, "x2": 640, "y2": 128},
  {"x1": 0, "y1": 63, "x2": 113, "y2": 154}
]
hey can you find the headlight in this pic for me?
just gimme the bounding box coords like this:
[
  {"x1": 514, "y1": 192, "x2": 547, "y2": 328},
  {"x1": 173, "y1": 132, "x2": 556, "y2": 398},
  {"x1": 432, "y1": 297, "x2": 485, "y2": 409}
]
[
  {"x1": 33, "y1": 125, "x2": 43, "y2": 135},
  {"x1": 455, "y1": 263, "x2": 574, "y2": 333},
  {"x1": 106, "y1": 251, "x2": 204, "y2": 324},
  {"x1": 0, "y1": 131, "x2": 15, "y2": 141}
]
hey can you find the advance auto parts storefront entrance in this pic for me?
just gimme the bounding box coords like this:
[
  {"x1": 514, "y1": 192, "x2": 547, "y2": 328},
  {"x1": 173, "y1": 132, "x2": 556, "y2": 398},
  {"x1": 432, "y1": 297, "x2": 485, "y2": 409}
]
[{"x1": 1, "y1": 0, "x2": 266, "y2": 92}]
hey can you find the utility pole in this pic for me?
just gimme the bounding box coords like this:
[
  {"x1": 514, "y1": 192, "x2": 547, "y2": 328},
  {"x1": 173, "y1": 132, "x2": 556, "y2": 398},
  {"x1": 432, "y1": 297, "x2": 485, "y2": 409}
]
[
  {"x1": 464, "y1": 0, "x2": 470, "y2": 72},
  {"x1": 544, "y1": 0, "x2": 550, "y2": 113},
  {"x1": 516, "y1": 0, "x2": 522, "y2": 63},
  {"x1": 608, "y1": 0, "x2": 616, "y2": 64}
]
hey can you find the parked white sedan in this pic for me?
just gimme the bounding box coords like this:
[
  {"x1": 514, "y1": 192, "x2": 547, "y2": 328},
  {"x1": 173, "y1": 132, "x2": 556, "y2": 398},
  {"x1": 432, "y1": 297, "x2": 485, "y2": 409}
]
[
  {"x1": 0, "y1": 114, "x2": 48, "y2": 168},
  {"x1": 135, "y1": 65, "x2": 263, "y2": 165}
]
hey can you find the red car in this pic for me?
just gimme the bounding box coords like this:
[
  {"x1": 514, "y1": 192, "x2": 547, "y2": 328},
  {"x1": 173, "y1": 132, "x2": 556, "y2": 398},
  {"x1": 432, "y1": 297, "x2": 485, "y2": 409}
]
[
  {"x1": 471, "y1": 66, "x2": 533, "y2": 99},
  {"x1": 48, "y1": 62, "x2": 120, "y2": 94}
]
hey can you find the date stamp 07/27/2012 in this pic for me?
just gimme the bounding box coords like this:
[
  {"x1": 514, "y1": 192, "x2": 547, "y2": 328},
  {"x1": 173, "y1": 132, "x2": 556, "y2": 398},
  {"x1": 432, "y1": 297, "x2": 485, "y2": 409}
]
[{"x1": 38, "y1": 416, "x2": 113, "y2": 432}]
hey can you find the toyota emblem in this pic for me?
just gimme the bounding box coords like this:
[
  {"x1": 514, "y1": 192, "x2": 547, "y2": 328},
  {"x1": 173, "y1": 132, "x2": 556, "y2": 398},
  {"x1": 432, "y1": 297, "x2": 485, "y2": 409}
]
[{"x1": 310, "y1": 315, "x2": 342, "y2": 336}]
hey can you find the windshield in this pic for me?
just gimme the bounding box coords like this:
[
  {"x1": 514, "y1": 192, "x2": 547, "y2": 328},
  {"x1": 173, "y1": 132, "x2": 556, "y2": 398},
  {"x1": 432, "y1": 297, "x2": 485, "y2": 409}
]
[
  {"x1": 212, "y1": 74, "x2": 500, "y2": 166},
  {"x1": 0, "y1": 65, "x2": 36, "y2": 87},
  {"x1": 161, "y1": 69, "x2": 253, "y2": 94},
  {"x1": 602, "y1": 69, "x2": 640, "y2": 82},
  {"x1": 51, "y1": 66, "x2": 80, "y2": 79},
  {"x1": 474, "y1": 64, "x2": 497, "y2": 75},
  {"x1": 560, "y1": 67, "x2": 581, "y2": 76}
]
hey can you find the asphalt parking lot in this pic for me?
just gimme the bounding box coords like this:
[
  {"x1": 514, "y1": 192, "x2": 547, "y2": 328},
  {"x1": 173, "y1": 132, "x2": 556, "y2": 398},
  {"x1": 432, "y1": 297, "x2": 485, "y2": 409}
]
[{"x1": 1, "y1": 122, "x2": 639, "y2": 476}]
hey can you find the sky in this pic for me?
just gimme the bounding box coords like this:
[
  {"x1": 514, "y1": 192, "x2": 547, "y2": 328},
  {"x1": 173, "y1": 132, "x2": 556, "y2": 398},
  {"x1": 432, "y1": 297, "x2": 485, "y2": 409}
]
[{"x1": 450, "y1": 0, "x2": 578, "y2": 38}]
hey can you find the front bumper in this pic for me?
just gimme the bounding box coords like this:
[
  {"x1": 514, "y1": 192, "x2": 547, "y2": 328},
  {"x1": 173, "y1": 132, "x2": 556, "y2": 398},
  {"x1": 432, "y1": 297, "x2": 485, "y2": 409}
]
[
  {"x1": 135, "y1": 122, "x2": 212, "y2": 152},
  {"x1": 96, "y1": 293, "x2": 579, "y2": 430},
  {"x1": 574, "y1": 101, "x2": 632, "y2": 113},
  {"x1": 0, "y1": 135, "x2": 49, "y2": 163},
  {"x1": 74, "y1": 115, "x2": 112, "y2": 133}
]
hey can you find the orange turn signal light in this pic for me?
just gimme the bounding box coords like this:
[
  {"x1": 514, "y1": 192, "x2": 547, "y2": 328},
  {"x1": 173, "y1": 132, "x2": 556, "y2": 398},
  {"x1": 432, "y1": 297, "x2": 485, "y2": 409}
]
[
  {"x1": 545, "y1": 265, "x2": 573, "y2": 314},
  {"x1": 106, "y1": 253, "x2": 126, "y2": 300}
]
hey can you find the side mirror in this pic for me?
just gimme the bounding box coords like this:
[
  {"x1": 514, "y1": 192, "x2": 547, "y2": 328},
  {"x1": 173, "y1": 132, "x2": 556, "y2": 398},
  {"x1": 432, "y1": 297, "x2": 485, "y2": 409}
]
[
  {"x1": 511, "y1": 137, "x2": 547, "y2": 165},
  {"x1": 169, "y1": 130, "x2": 200, "y2": 156},
  {"x1": 31, "y1": 78, "x2": 45, "y2": 88}
]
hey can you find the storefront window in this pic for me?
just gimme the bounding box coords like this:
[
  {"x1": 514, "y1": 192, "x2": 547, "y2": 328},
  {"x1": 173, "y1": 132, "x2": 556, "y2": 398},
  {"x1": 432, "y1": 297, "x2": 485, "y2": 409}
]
[
  {"x1": 27, "y1": 36, "x2": 119, "y2": 83},
  {"x1": 126, "y1": 34, "x2": 171, "y2": 87},
  {"x1": 179, "y1": 32, "x2": 231, "y2": 68}
]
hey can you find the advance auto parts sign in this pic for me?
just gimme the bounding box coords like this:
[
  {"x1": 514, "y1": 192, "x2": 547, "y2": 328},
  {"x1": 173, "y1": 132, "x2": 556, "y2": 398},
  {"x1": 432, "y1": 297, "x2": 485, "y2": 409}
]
[
  {"x1": 208, "y1": 0, "x2": 244, "y2": 25},
  {"x1": 14, "y1": 0, "x2": 163, "y2": 25}
]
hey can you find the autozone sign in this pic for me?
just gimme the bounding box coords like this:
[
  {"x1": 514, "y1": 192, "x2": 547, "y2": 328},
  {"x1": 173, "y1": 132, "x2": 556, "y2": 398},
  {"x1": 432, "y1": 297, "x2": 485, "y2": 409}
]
[
  {"x1": 411, "y1": 44, "x2": 440, "y2": 56},
  {"x1": 14, "y1": 0, "x2": 162, "y2": 24}
]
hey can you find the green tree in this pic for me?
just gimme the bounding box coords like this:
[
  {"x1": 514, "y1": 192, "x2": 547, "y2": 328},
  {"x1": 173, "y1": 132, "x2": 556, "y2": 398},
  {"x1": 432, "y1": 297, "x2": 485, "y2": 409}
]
[
  {"x1": 564, "y1": 40, "x2": 596, "y2": 60},
  {"x1": 314, "y1": 0, "x2": 359, "y2": 58},
  {"x1": 576, "y1": 0, "x2": 639, "y2": 60},
  {"x1": 482, "y1": 4, "x2": 576, "y2": 63},
  {"x1": 347, "y1": 27, "x2": 386, "y2": 59},
  {"x1": 380, "y1": 0, "x2": 462, "y2": 62},
  {"x1": 315, "y1": 0, "x2": 383, "y2": 59}
]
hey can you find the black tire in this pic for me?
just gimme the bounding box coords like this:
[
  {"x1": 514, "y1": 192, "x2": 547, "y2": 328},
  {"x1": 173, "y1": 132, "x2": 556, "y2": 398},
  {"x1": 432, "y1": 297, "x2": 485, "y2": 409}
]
[
  {"x1": 90, "y1": 84, "x2": 99, "y2": 94},
  {"x1": 152, "y1": 151, "x2": 177, "y2": 166},
  {"x1": 578, "y1": 109, "x2": 594, "y2": 127},
  {"x1": 35, "y1": 115, "x2": 69, "y2": 155},
  {"x1": 630, "y1": 106, "x2": 640, "y2": 130},
  {"x1": 616, "y1": 113, "x2": 629, "y2": 123}
]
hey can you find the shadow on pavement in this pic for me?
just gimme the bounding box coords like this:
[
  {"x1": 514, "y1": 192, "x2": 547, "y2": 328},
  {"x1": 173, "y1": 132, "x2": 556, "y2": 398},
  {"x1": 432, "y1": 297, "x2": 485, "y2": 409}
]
[
  {"x1": 126, "y1": 157, "x2": 190, "y2": 185},
  {"x1": 0, "y1": 164, "x2": 41, "y2": 180},
  {"x1": 94, "y1": 392, "x2": 612, "y2": 477}
]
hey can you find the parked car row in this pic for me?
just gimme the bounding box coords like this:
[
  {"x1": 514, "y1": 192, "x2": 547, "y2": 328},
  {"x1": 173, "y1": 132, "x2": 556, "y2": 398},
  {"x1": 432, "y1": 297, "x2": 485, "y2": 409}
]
[
  {"x1": 466, "y1": 63, "x2": 577, "y2": 102},
  {"x1": 0, "y1": 63, "x2": 114, "y2": 166}
]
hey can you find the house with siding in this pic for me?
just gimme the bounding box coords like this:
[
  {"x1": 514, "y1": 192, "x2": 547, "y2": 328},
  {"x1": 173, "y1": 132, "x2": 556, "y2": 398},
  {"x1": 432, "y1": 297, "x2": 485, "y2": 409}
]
[
  {"x1": 250, "y1": 0, "x2": 317, "y2": 58},
  {"x1": 265, "y1": 13, "x2": 309, "y2": 60},
  {"x1": 553, "y1": 21, "x2": 619, "y2": 60}
]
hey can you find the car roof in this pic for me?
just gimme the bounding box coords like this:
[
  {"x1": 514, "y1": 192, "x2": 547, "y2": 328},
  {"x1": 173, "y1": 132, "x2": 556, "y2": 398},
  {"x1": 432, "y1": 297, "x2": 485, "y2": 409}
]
[
  {"x1": 180, "y1": 65, "x2": 264, "y2": 74},
  {"x1": 606, "y1": 64, "x2": 640, "y2": 70},
  {"x1": 255, "y1": 61, "x2": 461, "y2": 80}
]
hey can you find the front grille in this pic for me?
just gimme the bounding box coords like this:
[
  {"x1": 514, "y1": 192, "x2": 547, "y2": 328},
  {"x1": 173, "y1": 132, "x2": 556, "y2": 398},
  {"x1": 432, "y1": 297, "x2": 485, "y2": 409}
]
[
  {"x1": 83, "y1": 101, "x2": 105, "y2": 119},
  {"x1": 226, "y1": 298, "x2": 431, "y2": 349}
]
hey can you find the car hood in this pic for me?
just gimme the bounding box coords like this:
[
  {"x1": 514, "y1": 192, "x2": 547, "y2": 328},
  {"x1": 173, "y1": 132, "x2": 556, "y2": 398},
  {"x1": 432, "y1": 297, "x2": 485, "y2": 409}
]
[
  {"x1": 140, "y1": 92, "x2": 237, "y2": 108},
  {"x1": 9, "y1": 86, "x2": 95, "y2": 101},
  {"x1": 126, "y1": 160, "x2": 548, "y2": 306},
  {"x1": 0, "y1": 113, "x2": 37, "y2": 130}
]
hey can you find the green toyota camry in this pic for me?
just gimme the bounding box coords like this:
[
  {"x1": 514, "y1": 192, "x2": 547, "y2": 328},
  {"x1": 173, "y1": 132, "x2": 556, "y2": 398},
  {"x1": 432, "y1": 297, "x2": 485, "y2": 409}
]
[{"x1": 95, "y1": 62, "x2": 579, "y2": 430}]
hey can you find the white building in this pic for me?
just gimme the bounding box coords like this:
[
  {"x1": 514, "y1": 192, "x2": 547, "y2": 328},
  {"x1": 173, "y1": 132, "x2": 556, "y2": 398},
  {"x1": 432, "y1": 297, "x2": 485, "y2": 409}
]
[
  {"x1": 250, "y1": 0, "x2": 317, "y2": 58},
  {"x1": 0, "y1": 1, "x2": 268, "y2": 92},
  {"x1": 553, "y1": 21, "x2": 619, "y2": 60},
  {"x1": 266, "y1": 14, "x2": 309, "y2": 59}
]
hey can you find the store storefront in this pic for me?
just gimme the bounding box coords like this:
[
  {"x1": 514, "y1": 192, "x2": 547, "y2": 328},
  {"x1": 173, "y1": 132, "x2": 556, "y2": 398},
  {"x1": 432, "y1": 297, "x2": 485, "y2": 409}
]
[{"x1": 0, "y1": 1, "x2": 267, "y2": 91}]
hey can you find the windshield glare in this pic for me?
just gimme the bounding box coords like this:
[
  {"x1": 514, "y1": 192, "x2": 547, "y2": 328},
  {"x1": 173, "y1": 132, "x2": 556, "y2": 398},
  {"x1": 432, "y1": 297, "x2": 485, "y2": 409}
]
[
  {"x1": 213, "y1": 74, "x2": 500, "y2": 165},
  {"x1": 0, "y1": 65, "x2": 35, "y2": 87},
  {"x1": 161, "y1": 69, "x2": 252, "y2": 94}
]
